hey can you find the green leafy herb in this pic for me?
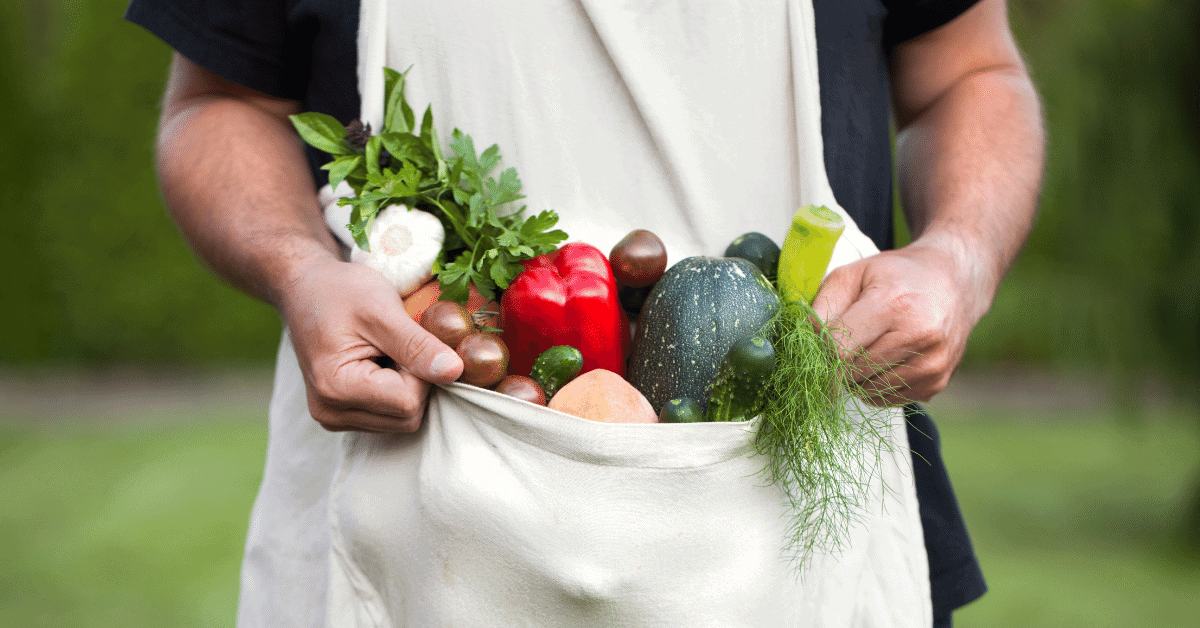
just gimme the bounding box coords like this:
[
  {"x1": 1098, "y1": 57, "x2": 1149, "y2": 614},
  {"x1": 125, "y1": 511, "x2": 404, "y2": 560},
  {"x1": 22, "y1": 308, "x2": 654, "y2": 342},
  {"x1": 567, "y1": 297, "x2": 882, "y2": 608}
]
[
  {"x1": 288, "y1": 66, "x2": 567, "y2": 302},
  {"x1": 290, "y1": 113, "x2": 355, "y2": 156},
  {"x1": 756, "y1": 301, "x2": 893, "y2": 566}
]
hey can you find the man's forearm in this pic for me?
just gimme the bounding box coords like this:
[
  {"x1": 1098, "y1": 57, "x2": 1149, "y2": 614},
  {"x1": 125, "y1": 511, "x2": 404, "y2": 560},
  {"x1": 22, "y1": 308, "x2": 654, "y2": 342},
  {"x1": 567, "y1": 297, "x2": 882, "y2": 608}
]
[
  {"x1": 894, "y1": 51, "x2": 1045, "y2": 317},
  {"x1": 812, "y1": 0, "x2": 1045, "y2": 404},
  {"x1": 156, "y1": 59, "x2": 338, "y2": 310},
  {"x1": 150, "y1": 57, "x2": 469, "y2": 431}
]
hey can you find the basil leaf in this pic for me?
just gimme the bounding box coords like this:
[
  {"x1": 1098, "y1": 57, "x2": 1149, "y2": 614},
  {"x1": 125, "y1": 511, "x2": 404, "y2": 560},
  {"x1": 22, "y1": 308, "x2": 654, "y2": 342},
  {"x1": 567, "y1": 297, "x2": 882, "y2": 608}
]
[
  {"x1": 420, "y1": 106, "x2": 443, "y2": 162},
  {"x1": 384, "y1": 67, "x2": 412, "y2": 134},
  {"x1": 379, "y1": 133, "x2": 434, "y2": 171},
  {"x1": 365, "y1": 135, "x2": 383, "y2": 176},
  {"x1": 383, "y1": 67, "x2": 402, "y2": 110},
  {"x1": 289, "y1": 113, "x2": 352, "y2": 156},
  {"x1": 400, "y1": 98, "x2": 415, "y2": 136}
]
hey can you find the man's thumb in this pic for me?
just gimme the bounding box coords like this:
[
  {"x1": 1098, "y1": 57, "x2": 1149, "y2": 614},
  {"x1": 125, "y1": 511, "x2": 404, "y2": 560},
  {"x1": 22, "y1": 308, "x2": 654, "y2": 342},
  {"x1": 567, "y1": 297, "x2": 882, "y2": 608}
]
[
  {"x1": 378, "y1": 314, "x2": 464, "y2": 384},
  {"x1": 810, "y1": 262, "x2": 863, "y2": 324}
]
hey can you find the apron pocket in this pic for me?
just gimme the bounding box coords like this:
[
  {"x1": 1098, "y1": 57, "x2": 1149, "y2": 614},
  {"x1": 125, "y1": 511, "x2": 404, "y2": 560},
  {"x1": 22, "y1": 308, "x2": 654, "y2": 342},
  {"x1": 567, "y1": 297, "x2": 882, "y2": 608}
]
[{"x1": 326, "y1": 383, "x2": 922, "y2": 627}]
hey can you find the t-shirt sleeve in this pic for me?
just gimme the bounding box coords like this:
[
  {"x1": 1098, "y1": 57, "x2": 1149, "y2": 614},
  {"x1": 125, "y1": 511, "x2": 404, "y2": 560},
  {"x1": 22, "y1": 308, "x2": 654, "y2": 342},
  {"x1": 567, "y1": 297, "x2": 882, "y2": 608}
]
[
  {"x1": 124, "y1": 0, "x2": 305, "y2": 100},
  {"x1": 882, "y1": 0, "x2": 984, "y2": 49}
]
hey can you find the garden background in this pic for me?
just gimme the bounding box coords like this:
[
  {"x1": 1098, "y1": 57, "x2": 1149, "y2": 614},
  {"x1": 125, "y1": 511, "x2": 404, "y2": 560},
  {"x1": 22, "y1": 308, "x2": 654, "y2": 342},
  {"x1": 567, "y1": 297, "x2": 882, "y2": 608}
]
[{"x1": 1, "y1": 0, "x2": 1198, "y2": 625}]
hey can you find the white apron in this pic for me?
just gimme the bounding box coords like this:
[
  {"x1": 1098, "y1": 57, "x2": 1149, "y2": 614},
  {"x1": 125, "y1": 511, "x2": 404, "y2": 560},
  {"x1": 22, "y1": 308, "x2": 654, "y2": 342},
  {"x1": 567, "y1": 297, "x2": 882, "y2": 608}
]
[{"x1": 238, "y1": 1, "x2": 931, "y2": 626}]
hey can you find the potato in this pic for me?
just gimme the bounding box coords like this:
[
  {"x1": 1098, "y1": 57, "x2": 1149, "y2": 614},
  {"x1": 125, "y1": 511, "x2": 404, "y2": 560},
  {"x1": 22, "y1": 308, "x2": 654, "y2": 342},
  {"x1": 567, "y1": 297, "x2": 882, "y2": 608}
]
[{"x1": 548, "y1": 369, "x2": 658, "y2": 423}]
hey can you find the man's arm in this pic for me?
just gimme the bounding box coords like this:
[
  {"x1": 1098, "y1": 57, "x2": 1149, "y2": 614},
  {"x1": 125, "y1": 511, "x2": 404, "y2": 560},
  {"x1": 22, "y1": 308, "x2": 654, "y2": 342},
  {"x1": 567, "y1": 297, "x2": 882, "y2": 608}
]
[
  {"x1": 812, "y1": 0, "x2": 1044, "y2": 405},
  {"x1": 157, "y1": 53, "x2": 462, "y2": 431}
]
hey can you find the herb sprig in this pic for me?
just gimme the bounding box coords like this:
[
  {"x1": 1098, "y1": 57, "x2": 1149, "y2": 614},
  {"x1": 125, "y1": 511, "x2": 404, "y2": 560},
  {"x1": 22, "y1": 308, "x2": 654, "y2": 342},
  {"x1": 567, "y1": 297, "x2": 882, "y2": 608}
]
[
  {"x1": 288, "y1": 67, "x2": 567, "y2": 303},
  {"x1": 757, "y1": 300, "x2": 893, "y2": 566}
]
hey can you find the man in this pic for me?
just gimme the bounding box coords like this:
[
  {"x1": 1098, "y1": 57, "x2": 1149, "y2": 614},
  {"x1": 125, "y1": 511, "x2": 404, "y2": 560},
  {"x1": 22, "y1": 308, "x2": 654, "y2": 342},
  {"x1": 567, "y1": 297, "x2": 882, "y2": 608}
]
[{"x1": 128, "y1": 0, "x2": 1043, "y2": 624}]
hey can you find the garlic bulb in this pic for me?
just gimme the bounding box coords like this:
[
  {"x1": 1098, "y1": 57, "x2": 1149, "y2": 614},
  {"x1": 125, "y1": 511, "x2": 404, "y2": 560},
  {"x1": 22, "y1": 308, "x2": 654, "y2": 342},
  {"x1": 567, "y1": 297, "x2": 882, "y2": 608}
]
[
  {"x1": 319, "y1": 181, "x2": 356, "y2": 249},
  {"x1": 350, "y1": 204, "x2": 445, "y2": 297}
]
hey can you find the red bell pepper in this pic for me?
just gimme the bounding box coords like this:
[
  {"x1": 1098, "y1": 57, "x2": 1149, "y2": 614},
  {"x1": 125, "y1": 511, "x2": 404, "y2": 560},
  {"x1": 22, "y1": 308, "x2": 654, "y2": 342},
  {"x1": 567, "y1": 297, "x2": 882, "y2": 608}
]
[{"x1": 500, "y1": 242, "x2": 627, "y2": 379}]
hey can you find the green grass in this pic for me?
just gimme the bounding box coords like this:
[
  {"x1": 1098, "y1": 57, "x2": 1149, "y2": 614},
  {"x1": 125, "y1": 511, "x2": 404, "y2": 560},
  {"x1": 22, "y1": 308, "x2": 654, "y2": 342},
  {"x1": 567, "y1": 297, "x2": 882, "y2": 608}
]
[
  {"x1": 1, "y1": 405, "x2": 1197, "y2": 626},
  {"x1": 0, "y1": 418, "x2": 266, "y2": 627},
  {"x1": 938, "y1": 406, "x2": 1200, "y2": 627}
]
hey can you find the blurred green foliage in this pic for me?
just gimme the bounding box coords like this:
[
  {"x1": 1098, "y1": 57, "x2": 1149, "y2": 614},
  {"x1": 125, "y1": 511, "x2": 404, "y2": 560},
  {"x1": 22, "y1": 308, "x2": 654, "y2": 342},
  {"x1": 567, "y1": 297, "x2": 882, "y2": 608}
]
[
  {"x1": 0, "y1": 0, "x2": 1197, "y2": 386},
  {"x1": 0, "y1": 0, "x2": 281, "y2": 366},
  {"x1": 940, "y1": 406, "x2": 1200, "y2": 626},
  {"x1": 963, "y1": 0, "x2": 1200, "y2": 388}
]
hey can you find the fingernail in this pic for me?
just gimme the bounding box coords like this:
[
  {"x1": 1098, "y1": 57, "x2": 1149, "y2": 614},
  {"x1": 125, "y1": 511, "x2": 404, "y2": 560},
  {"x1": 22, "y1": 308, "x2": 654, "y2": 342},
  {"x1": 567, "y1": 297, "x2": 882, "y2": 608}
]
[{"x1": 430, "y1": 351, "x2": 458, "y2": 378}]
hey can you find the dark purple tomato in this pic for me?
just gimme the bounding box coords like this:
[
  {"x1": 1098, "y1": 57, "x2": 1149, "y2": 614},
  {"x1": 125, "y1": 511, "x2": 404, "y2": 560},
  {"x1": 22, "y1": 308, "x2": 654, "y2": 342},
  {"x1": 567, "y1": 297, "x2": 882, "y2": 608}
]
[
  {"x1": 609, "y1": 229, "x2": 667, "y2": 288},
  {"x1": 493, "y1": 375, "x2": 547, "y2": 406},
  {"x1": 456, "y1": 332, "x2": 509, "y2": 388},
  {"x1": 421, "y1": 300, "x2": 475, "y2": 349}
]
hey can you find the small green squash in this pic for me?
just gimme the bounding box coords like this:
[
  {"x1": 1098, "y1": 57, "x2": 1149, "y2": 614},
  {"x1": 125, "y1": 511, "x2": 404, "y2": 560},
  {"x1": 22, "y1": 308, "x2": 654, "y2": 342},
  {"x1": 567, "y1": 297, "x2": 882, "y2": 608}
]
[
  {"x1": 724, "y1": 232, "x2": 781, "y2": 282},
  {"x1": 659, "y1": 397, "x2": 705, "y2": 423},
  {"x1": 628, "y1": 256, "x2": 779, "y2": 413},
  {"x1": 706, "y1": 335, "x2": 776, "y2": 422}
]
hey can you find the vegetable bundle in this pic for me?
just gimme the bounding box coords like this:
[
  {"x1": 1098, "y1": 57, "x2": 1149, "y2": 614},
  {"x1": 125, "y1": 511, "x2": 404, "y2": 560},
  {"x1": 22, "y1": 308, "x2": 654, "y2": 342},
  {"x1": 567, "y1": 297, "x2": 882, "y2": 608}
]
[
  {"x1": 292, "y1": 66, "x2": 891, "y2": 567},
  {"x1": 622, "y1": 219, "x2": 892, "y2": 564}
]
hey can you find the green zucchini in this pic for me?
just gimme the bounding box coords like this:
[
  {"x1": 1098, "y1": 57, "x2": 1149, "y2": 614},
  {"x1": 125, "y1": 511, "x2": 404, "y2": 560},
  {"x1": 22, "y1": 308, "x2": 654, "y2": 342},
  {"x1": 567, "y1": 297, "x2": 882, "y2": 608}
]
[
  {"x1": 777, "y1": 205, "x2": 844, "y2": 305},
  {"x1": 724, "y1": 232, "x2": 781, "y2": 282},
  {"x1": 530, "y1": 345, "x2": 584, "y2": 400},
  {"x1": 705, "y1": 335, "x2": 776, "y2": 422},
  {"x1": 658, "y1": 398, "x2": 704, "y2": 423},
  {"x1": 628, "y1": 256, "x2": 779, "y2": 413}
]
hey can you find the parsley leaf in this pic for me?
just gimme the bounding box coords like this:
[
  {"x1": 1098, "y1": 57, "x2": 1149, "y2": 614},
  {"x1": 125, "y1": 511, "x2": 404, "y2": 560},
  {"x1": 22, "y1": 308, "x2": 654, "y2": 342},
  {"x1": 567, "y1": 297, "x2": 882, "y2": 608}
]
[{"x1": 321, "y1": 155, "x2": 363, "y2": 191}]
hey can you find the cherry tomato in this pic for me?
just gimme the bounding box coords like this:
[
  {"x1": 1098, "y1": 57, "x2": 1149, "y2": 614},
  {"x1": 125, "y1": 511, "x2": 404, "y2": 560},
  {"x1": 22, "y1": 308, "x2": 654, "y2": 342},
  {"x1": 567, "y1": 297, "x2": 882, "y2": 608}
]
[
  {"x1": 609, "y1": 229, "x2": 667, "y2": 288},
  {"x1": 493, "y1": 375, "x2": 546, "y2": 405},
  {"x1": 456, "y1": 332, "x2": 509, "y2": 388},
  {"x1": 421, "y1": 300, "x2": 475, "y2": 349}
]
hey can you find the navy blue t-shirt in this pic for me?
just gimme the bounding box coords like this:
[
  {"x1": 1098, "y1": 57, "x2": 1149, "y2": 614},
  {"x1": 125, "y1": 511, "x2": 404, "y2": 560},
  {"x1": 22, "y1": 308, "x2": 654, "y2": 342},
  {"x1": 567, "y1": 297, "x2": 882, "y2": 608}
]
[{"x1": 126, "y1": 0, "x2": 988, "y2": 621}]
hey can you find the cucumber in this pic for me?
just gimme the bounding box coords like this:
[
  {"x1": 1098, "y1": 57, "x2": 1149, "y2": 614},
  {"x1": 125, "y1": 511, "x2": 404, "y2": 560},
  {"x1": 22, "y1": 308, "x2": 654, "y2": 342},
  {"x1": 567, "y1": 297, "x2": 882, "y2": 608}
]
[
  {"x1": 658, "y1": 397, "x2": 704, "y2": 423},
  {"x1": 705, "y1": 335, "x2": 776, "y2": 422},
  {"x1": 530, "y1": 345, "x2": 584, "y2": 400},
  {"x1": 777, "y1": 205, "x2": 845, "y2": 305},
  {"x1": 725, "y1": 232, "x2": 781, "y2": 282}
]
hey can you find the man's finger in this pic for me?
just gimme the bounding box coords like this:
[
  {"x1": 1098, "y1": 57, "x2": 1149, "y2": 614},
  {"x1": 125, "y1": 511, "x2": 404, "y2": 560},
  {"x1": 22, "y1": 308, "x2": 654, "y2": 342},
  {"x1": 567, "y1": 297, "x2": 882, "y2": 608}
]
[
  {"x1": 811, "y1": 262, "x2": 865, "y2": 324},
  {"x1": 845, "y1": 328, "x2": 930, "y2": 384},
  {"x1": 811, "y1": 261, "x2": 897, "y2": 362},
  {"x1": 342, "y1": 360, "x2": 433, "y2": 416},
  {"x1": 310, "y1": 392, "x2": 426, "y2": 433},
  {"x1": 309, "y1": 355, "x2": 432, "y2": 419},
  {"x1": 822, "y1": 286, "x2": 900, "y2": 364},
  {"x1": 855, "y1": 361, "x2": 919, "y2": 407},
  {"x1": 857, "y1": 350, "x2": 949, "y2": 406},
  {"x1": 362, "y1": 303, "x2": 464, "y2": 384}
]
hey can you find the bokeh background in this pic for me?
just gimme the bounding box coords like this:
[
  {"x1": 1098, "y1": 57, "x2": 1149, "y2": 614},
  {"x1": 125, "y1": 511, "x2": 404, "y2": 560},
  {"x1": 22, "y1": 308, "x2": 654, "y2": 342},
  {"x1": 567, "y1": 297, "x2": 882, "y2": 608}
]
[{"x1": 2, "y1": 0, "x2": 1198, "y2": 625}]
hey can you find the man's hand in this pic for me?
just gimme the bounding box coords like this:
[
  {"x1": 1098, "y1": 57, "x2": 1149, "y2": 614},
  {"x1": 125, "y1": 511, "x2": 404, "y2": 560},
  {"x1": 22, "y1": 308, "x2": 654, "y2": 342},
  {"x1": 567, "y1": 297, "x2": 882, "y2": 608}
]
[
  {"x1": 813, "y1": 0, "x2": 1044, "y2": 405},
  {"x1": 279, "y1": 256, "x2": 462, "y2": 432},
  {"x1": 157, "y1": 53, "x2": 461, "y2": 432},
  {"x1": 813, "y1": 239, "x2": 991, "y2": 406}
]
